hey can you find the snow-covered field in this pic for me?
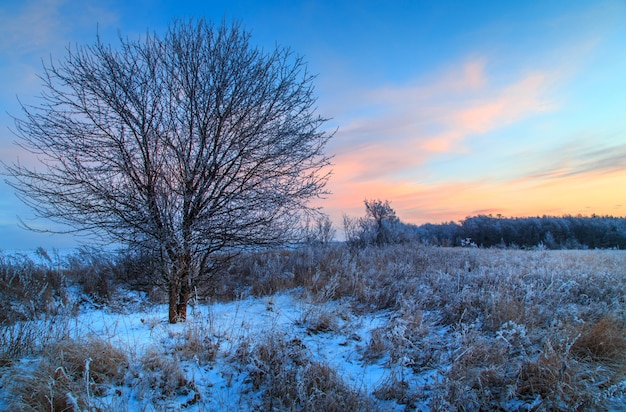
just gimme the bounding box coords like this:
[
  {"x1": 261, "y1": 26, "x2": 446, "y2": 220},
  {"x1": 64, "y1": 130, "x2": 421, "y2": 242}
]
[
  {"x1": 1, "y1": 246, "x2": 625, "y2": 411},
  {"x1": 67, "y1": 292, "x2": 403, "y2": 410}
]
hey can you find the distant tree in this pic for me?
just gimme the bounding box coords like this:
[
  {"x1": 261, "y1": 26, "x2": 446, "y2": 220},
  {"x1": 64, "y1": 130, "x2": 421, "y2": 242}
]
[
  {"x1": 4, "y1": 19, "x2": 332, "y2": 322},
  {"x1": 303, "y1": 214, "x2": 335, "y2": 246},
  {"x1": 344, "y1": 199, "x2": 406, "y2": 247},
  {"x1": 364, "y1": 199, "x2": 400, "y2": 245},
  {"x1": 342, "y1": 213, "x2": 363, "y2": 249}
]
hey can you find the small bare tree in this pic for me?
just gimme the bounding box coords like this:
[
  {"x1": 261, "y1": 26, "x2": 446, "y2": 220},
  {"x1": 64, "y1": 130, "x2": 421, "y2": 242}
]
[
  {"x1": 4, "y1": 19, "x2": 332, "y2": 322},
  {"x1": 364, "y1": 199, "x2": 400, "y2": 245},
  {"x1": 344, "y1": 200, "x2": 402, "y2": 247},
  {"x1": 304, "y1": 214, "x2": 335, "y2": 246}
]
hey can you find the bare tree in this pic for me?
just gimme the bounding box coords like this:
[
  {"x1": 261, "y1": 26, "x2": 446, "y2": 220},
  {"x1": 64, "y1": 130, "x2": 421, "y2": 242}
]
[
  {"x1": 304, "y1": 214, "x2": 335, "y2": 246},
  {"x1": 343, "y1": 213, "x2": 363, "y2": 249},
  {"x1": 364, "y1": 199, "x2": 400, "y2": 245},
  {"x1": 344, "y1": 200, "x2": 403, "y2": 247},
  {"x1": 4, "y1": 19, "x2": 332, "y2": 322}
]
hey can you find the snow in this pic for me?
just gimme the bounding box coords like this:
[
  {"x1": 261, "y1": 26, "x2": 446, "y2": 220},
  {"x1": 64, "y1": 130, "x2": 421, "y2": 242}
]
[
  {"x1": 26, "y1": 290, "x2": 411, "y2": 410},
  {"x1": 2, "y1": 247, "x2": 625, "y2": 410}
]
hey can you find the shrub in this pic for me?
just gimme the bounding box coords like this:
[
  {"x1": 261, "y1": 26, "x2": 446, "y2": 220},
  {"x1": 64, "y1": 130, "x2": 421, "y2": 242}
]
[
  {"x1": 0, "y1": 252, "x2": 67, "y2": 324},
  {"x1": 571, "y1": 315, "x2": 626, "y2": 363},
  {"x1": 6, "y1": 336, "x2": 128, "y2": 411},
  {"x1": 138, "y1": 347, "x2": 190, "y2": 398},
  {"x1": 172, "y1": 316, "x2": 221, "y2": 364},
  {"x1": 239, "y1": 332, "x2": 370, "y2": 410}
]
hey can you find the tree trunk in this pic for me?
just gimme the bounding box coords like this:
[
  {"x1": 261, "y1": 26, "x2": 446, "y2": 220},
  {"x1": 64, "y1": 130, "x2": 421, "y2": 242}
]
[
  {"x1": 168, "y1": 251, "x2": 192, "y2": 323},
  {"x1": 168, "y1": 279, "x2": 179, "y2": 323},
  {"x1": 177, "y1": 279, "x2": 191, "y2": 322}
]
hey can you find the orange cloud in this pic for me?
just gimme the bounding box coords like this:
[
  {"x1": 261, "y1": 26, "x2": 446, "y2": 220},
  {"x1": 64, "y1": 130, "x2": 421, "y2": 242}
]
[
  {"x1": 318, "y1": 164, "x2": 626, "y2": 234},
  {"x1": 369, "y1": 58, "x2": 488, "y2": 105},
  {"x1": 328, "y1": 57, "x2": 559, "y2": 183},
  {"x1": 317, "y1": 57, "x2": 573, "y2": 231}
]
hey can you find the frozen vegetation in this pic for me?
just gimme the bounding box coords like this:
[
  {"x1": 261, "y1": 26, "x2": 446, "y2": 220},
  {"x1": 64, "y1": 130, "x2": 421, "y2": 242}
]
[{"x1": 1, "y1": 244, "x2": 625, "y2": 411}]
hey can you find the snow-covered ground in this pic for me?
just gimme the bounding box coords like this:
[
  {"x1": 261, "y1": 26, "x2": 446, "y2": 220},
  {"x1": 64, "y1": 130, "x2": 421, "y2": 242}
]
[
  {"x1": 0, "y1": 289, "x2": 418, "y2": 410},
  {"x1": 58, "y1": 290, "x2": 417, "y2": 410},
  {"x1": 1, "y1": 247, "x2": 625, "y2": 411}
]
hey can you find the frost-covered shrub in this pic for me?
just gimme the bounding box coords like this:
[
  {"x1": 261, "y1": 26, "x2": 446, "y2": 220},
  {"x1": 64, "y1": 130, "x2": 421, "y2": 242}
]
[
  {"x1": 362, "y1": 327, "x2": 388, "y2": 362},
  {"x1": 48, "y1": 337, "x2": 129, "y2": 388},
  {"x1": 373, "y1": 369, "x2": 418, "y2": 406},
  {"x1": 571, "y1": 315, "x2": 626, "y2": 363},
  {"x1": 6, "y1": 336, "x2": 128, "y2": 411},
  {"x1": 238, "y1": 332, "x2": 369, "y2": 410},
  {"x1": 516, "y1": 339, "x2": 603, "y2": 410},
  {"x1": 138, "y1": 347, "x2": 190, "y2": 398},
  {"x1": 8, "y1": 359, "x2": 90, "y2": 412},
  {"x1": 297, "y1": 302, "x2": 343, "y2": 334},
  {"x1": 0, "y1": 251, "x2": 67, "y2": 324},
  {"x1": 172, "y1": 316, "x2": 221, "y2": 364},
  {"x1": 441, "y1": 330, "x2": 516, "y2": 410}
]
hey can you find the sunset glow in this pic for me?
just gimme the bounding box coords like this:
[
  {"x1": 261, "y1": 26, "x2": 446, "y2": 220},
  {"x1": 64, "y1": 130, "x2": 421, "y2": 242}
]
[{"x1": 1, "y1": 0, "x2": 625, "y2": 248}]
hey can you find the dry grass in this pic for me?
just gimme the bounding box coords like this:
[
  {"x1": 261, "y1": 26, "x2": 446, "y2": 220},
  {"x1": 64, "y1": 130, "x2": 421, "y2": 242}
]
[
  {"x1": 297, "y1": 361, "x2": 368, "y2": 411},
  {"x1": 362, "y1": 327, "x2": 388, "y2": 362},
  {"x1": 297, "y1": 301, "x2": 344, "y2": 335},
  {"x1": 6, "y1": 336, "x2": 128, "y2": 411},
  {"x1": 516, "y1": 339, "x2": 603, "y2": 409},
  {"x1": 238, "y1": 332, "x2": 371, "y2": 411},
  {"x1": 2, "y1": 244, "x2": 625, "y2": 410},
  {"x1": 0, "y1": 252, "x2": 67, "y2": 325},
  {"x1": 9, "y1": 360, "x2": 89, "y2": 412},
  {"x1": 172, "y1": 316, "x2": 221, "y2": 364},
  {"x1": 49, "y1": 336, "x2": 128, "y2": 387},
  {"x1": 439, "y1": 329, "x2": 517, "y2": 410},
  {"x1": 373, "y1": 368, "x2": 422, "y2": 408},
  {"x1": 572, "y1": 315, "x2": 626, "y2": 363},
  {"x1": 138, "y1": 347, "x2": 191, "y2": 398},
  {"x1": 193, "y1": 245, "x2": 626, "y2": 409}
]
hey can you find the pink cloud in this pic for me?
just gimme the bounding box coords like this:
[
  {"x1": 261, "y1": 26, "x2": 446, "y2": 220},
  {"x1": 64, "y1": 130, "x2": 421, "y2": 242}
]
[
  {"x1": 329, "y1": 58, "x2": 558, "y2": 185},
  {"x1": 420, "y1": 71, "x2": 556, "y2": 153}
]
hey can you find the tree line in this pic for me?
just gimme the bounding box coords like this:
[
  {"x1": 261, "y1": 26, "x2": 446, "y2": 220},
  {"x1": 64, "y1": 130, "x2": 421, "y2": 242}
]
[
  {"x1": 414, "y1": 214, "x2": 626, "y2": 249},
  {"x1": 344, "y1": 201, "x2": 626, "y2": 250}
]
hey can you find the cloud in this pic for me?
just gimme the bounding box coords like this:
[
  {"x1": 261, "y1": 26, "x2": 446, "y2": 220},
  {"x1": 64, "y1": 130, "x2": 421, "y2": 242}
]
[
  {"x1": 322, "y1": 161, "x2": 626, "y2": 228},
  {"x1": 452, "y1": 73, "x2": 554, "y2": 133},
  {"x1": 514, "y1": 139, "x2": 626, "y2": 184},
  {"x1": 327, "y1": 57, "x2": 558, "y2": 187},
  {"x1": 319, "y1": 38, "x2": 625, "y2": 227},
  {"x1": 320, "y1": 1, "x2": 626, "y2": 218},
  {"x1": 420, "y1": 71, "x2": 556, "y2": 153}
]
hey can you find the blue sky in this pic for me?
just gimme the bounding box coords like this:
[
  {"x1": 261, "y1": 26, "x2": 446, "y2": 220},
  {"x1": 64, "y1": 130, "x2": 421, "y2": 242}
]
[{"x1": 1, "y1": 0, "x2": 625, "y2": 249}]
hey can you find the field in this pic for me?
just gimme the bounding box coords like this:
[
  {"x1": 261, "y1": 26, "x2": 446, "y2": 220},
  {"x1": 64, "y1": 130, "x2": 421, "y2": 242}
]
[{"x1": 1, "y1": 245, "x2": 625, "y2": 411}]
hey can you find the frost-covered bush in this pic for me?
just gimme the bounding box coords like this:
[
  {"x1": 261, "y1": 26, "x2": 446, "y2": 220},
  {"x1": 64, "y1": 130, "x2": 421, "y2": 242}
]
[
  {"x1": 63, "y1": 247, "x2": 163, "y2": 305},
  {"x1": 137, "y1": 347, "x2": 190, "y2": 398},
  {"x1": 344, "y1": 199, "x2": 411, "y2": 248},
  {"x1": 172, "y1": 316, "x2": 221, "y2": 364},
  {"x1": 0, "y1": 251, "x2": 67, "y2": 324},
  {"x1": 5, "y1": 336, "x2": 128, "y2": 411},
  {"x1": 238, "y1": 332, "x2": 369, "y2": 411}
]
